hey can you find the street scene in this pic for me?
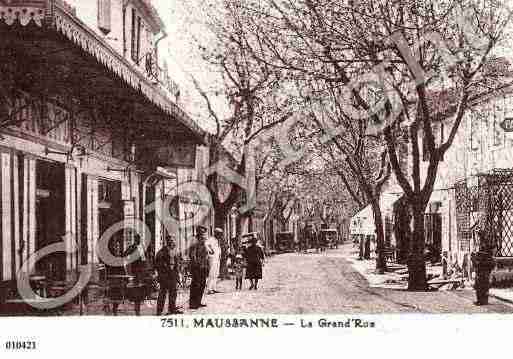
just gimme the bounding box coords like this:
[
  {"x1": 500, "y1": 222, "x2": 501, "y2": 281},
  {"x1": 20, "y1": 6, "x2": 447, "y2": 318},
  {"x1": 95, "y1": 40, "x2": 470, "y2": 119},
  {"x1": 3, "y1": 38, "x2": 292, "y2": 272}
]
[
  {"x1": 3, "y1": 0, "x2": 513, "y2": 317},
  {"x1": 69, "y1": 244, "x2": 512, "y2": 316}
]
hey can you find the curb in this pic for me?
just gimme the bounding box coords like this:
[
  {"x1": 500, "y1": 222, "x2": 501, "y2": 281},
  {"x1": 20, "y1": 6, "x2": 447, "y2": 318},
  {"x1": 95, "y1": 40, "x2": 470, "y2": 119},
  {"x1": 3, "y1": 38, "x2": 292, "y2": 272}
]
[{"x1": 490, "y1": 292, "x2": 513, "y2": 306}]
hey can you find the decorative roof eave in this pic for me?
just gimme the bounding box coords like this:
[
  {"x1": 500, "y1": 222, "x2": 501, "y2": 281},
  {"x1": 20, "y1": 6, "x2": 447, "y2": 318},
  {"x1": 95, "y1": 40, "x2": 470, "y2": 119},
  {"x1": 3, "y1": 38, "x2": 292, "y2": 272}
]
[
  {"x1": 0, "y1": 2, "x2": 206, "y2": 144},
  {"x1": 0, "y1": 4, "x2": 45, "y2": 26}
]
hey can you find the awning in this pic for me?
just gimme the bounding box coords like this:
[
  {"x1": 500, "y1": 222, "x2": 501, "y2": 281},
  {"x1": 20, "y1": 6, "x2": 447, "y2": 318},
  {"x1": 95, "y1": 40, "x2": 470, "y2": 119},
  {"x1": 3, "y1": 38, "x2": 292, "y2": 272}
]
[{"x1": 0, "y1": 0, "x2": 206, "y2": 144}]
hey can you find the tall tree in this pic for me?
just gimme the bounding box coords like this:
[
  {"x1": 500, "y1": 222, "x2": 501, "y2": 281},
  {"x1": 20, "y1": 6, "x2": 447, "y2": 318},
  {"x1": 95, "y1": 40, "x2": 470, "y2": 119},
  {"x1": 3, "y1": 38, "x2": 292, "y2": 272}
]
[
  {"x1": 189, "y1": 0, "x2": 292, "y2": 229},
  {"x1": 238, "y1": 0, "x2": 512, "y2": 289}
]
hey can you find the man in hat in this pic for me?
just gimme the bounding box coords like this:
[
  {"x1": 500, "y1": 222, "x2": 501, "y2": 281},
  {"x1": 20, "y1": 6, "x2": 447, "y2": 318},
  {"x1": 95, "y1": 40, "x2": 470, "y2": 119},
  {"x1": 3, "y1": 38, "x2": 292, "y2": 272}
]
[
  {"x1": 188, "y1": 225, "x2": 210, "y2": 309},
  {"x1": 206, "y1": 228, "x2": 223, "y2": 294},
  {"x1": 155, "y1": 235, "x2": 183, "y2": 315},
  {"x1": 216, "y1": 228, "x2": 229, "y2": 279}
]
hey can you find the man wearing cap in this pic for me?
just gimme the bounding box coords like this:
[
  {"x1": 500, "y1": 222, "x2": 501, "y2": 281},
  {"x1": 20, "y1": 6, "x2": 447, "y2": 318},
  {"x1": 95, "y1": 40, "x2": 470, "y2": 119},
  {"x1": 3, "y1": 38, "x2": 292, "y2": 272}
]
[
  {"x1": 206, "y1": 228, "x2": 223, "y2": 294},
  {"x1": 188, "y1": 225, "x2": 210, "y2": 309},
  {"x1": 155, "y1": 235, "x2": 182, "y2": 315}
]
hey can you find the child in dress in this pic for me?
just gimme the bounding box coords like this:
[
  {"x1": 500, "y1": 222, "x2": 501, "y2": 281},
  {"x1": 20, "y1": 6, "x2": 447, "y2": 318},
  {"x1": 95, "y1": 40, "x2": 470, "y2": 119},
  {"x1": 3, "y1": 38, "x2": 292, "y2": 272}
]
[{"x1": 234, "y1": 254, "x2": 246, "y2": 290}]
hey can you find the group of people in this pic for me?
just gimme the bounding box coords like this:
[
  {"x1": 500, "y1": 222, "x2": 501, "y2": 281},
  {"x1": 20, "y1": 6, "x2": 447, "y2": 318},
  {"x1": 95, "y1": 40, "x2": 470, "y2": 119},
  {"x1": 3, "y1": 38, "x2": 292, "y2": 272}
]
[
  {"x1": 153, "y1": 225, "x2": 218, "y2": 315},
  {"x1": 152, "y1": 225, "x2": 265, "y2": 315},
  {"x1": 232, "y1": 237, "x2": 265, "y2": 291}
]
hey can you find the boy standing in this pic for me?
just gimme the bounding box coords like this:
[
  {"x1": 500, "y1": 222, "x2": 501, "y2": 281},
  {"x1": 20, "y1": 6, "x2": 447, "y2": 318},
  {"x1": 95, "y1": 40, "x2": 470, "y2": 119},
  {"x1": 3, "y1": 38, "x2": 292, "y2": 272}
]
[{"x1": 233, "y1": 254, "x2": 246, "y2": 290}]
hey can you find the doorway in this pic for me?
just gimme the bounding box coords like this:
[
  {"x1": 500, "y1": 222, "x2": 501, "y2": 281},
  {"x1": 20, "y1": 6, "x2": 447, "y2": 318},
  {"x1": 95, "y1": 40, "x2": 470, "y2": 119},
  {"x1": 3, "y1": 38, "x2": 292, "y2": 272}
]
[
  {"x1": 35, "y1": 160, "x2": 65, "y2": 280},
  {"x1": 98, "y1": 179, "x2": 122, "y2": 273}
]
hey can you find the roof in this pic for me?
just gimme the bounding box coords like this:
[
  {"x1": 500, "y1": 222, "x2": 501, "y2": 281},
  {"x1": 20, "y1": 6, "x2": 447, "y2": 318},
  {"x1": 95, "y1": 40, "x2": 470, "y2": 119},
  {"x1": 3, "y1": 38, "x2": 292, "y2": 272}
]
[
  {"x1": 428, "y1": 57, "x2": 513, "y2": 122},
  {"x1": 350, "y1": 193, "x2": 402, "y2": 234}
]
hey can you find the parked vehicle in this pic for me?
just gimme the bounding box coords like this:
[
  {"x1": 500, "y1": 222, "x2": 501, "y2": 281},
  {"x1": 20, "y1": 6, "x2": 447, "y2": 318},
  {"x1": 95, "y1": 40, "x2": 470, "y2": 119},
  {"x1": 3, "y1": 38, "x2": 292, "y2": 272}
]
[
  {"x1": 319, "y1": 229, "x2": 338, "y2": 250},
  {"x1": 275, "y1": 231, "x2": 295, "y2": 253}
]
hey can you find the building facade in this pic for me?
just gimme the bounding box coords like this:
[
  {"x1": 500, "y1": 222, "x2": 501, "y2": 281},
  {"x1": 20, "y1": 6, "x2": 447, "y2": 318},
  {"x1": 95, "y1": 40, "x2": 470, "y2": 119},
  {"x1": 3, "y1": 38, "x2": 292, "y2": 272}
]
[
  {"x1": 382, "y1": 82, "x2": 513, "y2": 274},
  {"x1": 0, "y1": 0, "x2": 205, "y2": 284}
]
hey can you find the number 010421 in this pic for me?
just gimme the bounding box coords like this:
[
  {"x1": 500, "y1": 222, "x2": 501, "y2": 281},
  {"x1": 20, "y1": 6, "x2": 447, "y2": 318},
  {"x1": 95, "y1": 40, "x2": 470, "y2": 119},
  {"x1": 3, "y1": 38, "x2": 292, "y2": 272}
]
[{"x1": 5, "y1": 341, "x2": 37, "y2": 350}]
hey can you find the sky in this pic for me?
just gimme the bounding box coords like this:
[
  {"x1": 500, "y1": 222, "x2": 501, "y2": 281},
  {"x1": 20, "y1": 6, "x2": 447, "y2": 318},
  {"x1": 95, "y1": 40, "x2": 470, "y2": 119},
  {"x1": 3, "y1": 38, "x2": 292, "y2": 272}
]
[{"x1": 153, "y1": 0, "x2": 224, "y2": 134}]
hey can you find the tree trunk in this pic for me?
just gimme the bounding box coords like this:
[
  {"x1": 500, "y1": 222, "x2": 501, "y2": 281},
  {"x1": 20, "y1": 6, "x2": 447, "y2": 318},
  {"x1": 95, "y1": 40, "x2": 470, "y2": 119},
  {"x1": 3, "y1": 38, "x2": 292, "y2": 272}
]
[
  {"x1": 248, "y1": 214, "x2": 254, "y2": 232},
  {"x1": 371, "y1": 199, "x2": 387, "y2": 274},
  {"x1": 236, "y1": 215, "x2": 242, "y2": 237},
  {"x1": 408, "y1": 207, "x2": 427, "y2": 291},
  {"x1": 359, "y1": 235, "x2": 365, "y2": 260},
  {"x1": 394, "y1": 198, "x2": 411, "y2": 264},
  {"x1": 214, "y1": 204, "x2": 228, "y2": 277}
]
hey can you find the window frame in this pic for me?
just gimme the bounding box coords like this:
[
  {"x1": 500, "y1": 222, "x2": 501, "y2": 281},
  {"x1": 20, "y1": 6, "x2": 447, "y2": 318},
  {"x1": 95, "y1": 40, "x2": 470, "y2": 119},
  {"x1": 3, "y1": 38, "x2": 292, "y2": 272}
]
[
  {"x1": 131, "y1": 8, "x2": 137, "y2": 63},
  {"x1": 97, "y1": 0, "x2": 112, "y2": 35}
]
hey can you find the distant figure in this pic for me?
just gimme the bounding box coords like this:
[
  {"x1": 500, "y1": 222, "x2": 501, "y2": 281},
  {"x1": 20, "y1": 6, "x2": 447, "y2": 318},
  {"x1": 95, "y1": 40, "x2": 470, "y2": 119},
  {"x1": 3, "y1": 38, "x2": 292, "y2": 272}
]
[
  {"x1": 233, "y1": 254, "x2": 246, "y2": 291},
  {"x1": 244, "y1": 236, "x2": 265, "y2": 290}
]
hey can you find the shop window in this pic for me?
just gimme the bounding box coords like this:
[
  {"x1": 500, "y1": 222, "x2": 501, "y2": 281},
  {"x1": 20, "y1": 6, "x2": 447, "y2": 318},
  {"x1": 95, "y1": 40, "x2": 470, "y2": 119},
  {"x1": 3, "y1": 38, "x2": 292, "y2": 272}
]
[
  {"x1": 98, "y1": 0, "x2": 111, "y2": 35},
  {"x1": 98, "y1": 180, "x2": 123, "y2": 261}
]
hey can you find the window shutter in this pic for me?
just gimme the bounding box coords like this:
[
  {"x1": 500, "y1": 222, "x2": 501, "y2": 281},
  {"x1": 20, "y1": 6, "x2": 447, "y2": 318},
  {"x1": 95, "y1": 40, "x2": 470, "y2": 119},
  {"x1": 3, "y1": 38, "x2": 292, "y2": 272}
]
[
  {"x1": 131, "y1": 8, "x2": 137, "y2": 62},
  {"x1": 136, "y1": 16, "x2": 142, "y2": 64},
  {"x1": 97, "y1": 0, "x2": 111, "y2": 35}
]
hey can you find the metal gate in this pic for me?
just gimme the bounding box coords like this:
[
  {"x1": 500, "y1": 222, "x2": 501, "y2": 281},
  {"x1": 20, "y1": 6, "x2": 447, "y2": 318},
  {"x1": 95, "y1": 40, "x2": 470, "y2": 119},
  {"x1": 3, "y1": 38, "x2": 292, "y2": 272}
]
[{"x1": 455, "y1": 169, "x2": 513, "y2": 256}]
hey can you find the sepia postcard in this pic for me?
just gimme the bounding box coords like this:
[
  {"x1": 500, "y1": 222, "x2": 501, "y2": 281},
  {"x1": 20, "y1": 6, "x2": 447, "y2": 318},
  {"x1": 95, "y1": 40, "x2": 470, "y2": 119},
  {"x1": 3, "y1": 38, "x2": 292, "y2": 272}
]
[{"x1": 1, "y1": 0, "x2": 513, "y2": 357}]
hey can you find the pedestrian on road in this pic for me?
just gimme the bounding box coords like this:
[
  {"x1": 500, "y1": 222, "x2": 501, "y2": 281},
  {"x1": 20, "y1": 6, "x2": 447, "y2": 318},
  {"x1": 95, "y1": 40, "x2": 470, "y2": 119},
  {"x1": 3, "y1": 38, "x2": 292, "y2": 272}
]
[
  {"x1": 155, "y1": 235, "x2": 182, "y2": 315},
  {"x1": 188, "y1": 226, "x2": 210, "y2": 309},
  {"x1": 244, "y1": 236, "x2": 265, "y2": 290},
  {"x1": 206, "y1": 228, "x2": 222, "y2": 294},
  {"x1": 233, "y1": 254, "x2": 246, "y2": 290}
]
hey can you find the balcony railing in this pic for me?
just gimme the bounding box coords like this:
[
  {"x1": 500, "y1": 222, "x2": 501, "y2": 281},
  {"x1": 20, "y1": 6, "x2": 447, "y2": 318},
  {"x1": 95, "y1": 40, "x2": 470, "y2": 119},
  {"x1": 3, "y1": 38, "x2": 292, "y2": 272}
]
[{"x1": 145, "y1": 51, "x2": 180, "y2": 100}]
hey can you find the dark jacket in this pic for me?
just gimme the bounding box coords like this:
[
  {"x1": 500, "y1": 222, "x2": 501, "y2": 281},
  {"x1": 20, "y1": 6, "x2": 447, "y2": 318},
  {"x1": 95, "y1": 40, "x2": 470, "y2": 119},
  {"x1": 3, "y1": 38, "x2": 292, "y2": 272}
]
[
  {"x1": 123, "y1": 244, "x2": 145, "y2": 279},
  {"x1": 155, "y1": 247, "x2": 179, "y2": 281},
  {"x1": 189, "y1": 239, "x2": 210, "y2": 270}
]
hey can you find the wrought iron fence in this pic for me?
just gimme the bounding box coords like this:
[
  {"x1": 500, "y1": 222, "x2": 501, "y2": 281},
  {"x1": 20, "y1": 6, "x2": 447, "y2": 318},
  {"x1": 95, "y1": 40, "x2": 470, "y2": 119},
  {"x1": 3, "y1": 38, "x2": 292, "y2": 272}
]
[{"x1": 455, "y1": 169, "x2": 513, "y2": 256}]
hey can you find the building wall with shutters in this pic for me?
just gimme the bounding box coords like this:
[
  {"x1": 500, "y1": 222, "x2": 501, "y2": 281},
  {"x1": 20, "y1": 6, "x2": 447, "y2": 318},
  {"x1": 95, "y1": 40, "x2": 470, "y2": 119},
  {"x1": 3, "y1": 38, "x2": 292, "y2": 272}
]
[
  {"x1": 66, "y1": 0, "x2": 162, "y2": 69},
  {"x1": 66, "y1": 0, "x2": 124, "y2": 55},
  {"x1": 0, "y1": 149, "x2": 37, "y2": 281}
]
